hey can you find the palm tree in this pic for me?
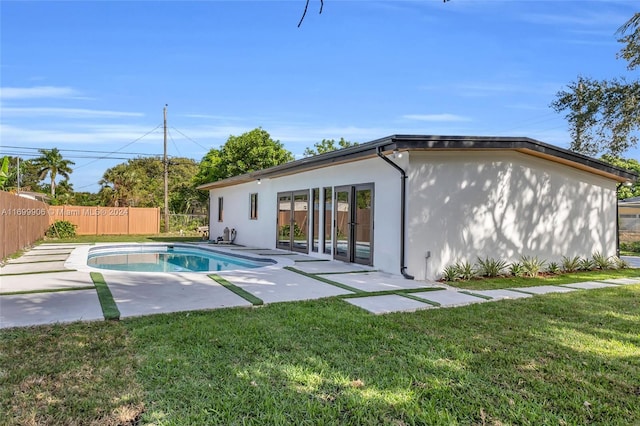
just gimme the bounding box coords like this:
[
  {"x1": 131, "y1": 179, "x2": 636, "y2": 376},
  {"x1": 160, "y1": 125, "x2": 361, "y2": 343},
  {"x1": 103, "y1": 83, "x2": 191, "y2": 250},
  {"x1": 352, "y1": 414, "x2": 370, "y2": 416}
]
[{"x1": 33, "y1": 148, "x2": 75, "y2": 197}]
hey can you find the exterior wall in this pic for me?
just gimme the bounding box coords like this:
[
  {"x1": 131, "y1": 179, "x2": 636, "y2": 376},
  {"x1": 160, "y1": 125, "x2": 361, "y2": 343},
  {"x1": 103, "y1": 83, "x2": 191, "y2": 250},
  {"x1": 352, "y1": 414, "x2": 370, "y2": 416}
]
[
  {"x1": 208, "y1": 157, "x2": 403, "y2": 274},
  {"x1": 406, "y1": 151, "x2": 618, "y2": 280}
]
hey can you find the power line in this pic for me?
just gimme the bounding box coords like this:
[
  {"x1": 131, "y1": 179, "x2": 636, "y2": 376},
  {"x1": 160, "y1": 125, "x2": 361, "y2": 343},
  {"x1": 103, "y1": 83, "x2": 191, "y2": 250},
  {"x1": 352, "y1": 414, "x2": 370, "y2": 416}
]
[
  {"x1": 0, "y1": 146, "x2": 159, "y2": 156},
  {"x1": 74, "y1": 123, "x2": 163, "y2": 170},
  {"x1": 170, "y1": 126, "x2": 210, "y2": 151},
  {"x1": 167, "y1": 128, "x2": 182, "y2": 157}
]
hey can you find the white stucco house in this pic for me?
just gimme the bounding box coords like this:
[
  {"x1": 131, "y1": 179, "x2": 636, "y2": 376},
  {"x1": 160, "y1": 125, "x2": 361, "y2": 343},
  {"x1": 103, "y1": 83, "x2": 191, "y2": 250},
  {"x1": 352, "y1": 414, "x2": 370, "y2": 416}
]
[{"x1": 198, "y1": 135, "x2": 636, "y2": 280}]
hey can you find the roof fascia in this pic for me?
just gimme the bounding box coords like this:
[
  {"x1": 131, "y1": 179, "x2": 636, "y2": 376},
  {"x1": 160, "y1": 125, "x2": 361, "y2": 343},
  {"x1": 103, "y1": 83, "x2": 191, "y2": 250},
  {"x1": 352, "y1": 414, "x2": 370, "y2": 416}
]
[{"x1": 197, "y1": 135, "x2": 637, "y2": 190}]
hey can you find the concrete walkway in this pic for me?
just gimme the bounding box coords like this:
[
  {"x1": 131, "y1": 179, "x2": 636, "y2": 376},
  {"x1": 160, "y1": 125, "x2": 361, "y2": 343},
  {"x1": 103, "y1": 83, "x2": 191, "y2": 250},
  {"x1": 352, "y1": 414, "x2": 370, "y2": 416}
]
[{"x1": 1, "y1": 243, "x2": 640, "y2": 327}]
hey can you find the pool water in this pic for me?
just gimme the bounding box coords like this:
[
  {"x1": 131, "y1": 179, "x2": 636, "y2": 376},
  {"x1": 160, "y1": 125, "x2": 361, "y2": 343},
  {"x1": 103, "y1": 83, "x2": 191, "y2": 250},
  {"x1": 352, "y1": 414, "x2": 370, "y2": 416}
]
[{"x1": 87, "y1": 245, "x2": 272, "y2": 272}]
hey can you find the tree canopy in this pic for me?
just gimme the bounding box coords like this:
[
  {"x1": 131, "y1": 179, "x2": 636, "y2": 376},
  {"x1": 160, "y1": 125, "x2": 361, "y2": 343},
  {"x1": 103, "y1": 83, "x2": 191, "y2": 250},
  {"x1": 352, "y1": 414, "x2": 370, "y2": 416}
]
[
  {"x1": 601, "y1": 155, "x2": 640, "y2": 199},
  {"x1": 99, "y1": 156, "x2": 200, "y2": 212},
  {"x1": 303, "y1": 138, "x2": 358, "y2": 157},
  {"x1": 194, "y1": 128, "x2": 293, "y2": 185},
  {"x1": 33, "y1": 148, "x2": 75, "y2": 197},
  {"x1": 552, "y1": 13, "x2": 640, "y2": 158}
]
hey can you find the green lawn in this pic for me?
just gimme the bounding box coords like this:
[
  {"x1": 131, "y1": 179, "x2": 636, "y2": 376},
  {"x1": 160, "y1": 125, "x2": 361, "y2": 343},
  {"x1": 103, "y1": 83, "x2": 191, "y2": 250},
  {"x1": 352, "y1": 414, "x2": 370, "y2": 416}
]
[
  {"x1": 2, "y1": 285, "x2": 639, "y2": 425},
  {"x1": 448, "y1": 268, "x2": 640, "y2": 290}
]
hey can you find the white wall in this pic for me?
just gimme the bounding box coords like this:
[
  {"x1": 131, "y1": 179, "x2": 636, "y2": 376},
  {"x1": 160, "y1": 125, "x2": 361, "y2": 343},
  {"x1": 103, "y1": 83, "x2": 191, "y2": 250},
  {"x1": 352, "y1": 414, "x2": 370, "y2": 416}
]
[
  {"x1": 406, "y1": 151, "x2": 618, "y2": 280},
  {"x1": 208, "y1": 156, "x2": 404, "y2": 274}
]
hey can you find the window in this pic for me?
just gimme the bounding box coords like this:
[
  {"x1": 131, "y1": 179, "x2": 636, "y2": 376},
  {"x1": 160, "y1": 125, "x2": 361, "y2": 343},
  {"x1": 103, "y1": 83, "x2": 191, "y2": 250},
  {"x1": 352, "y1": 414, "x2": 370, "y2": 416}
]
[
  {"x1": 250, "y1": 193, "x2": 258, "y2": 220},
  {"x1": 217, "y1": 197, "x2": 223, "y2": 222},
  {"x1": 312, "y1": 188, "x2": 320, "y2": 252},
  {"x1": 323, "y1": 187, "x2": 332, "y2": 254}
]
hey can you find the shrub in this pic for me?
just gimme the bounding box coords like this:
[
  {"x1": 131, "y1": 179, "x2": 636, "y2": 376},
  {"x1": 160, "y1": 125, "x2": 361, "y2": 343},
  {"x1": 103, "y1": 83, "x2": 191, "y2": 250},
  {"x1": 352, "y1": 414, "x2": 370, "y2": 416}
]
[
  {"x1": 561, "y1": 255, "x2": 581, "y2": 273},
  {"x1": 578, "y1": 257, "x2": 596, "y2": 271},
  {"x1": 442, "y1": 264, "x2": 460, "y2": 282},
  {"x1": 509, "y1": 262, "x2": 525, "y2": 277},
  {"x1": 455, "y1": 260, "x2": 477, "y2": 281},
  {"x1": 620, "y1": 241, "x2": 640, "y2": 253},
  {"x1": 476, "y1": 256, "x2": 508, "y2": 277},
  {"x1": 46, "y1": 220, "x2": 77, "y2": 239},
  {"x1": 521, "y1": 255, "x2": 546, "y2": 278},
  {"x1": 547, "y1": 262, "x2": 560, "y2": 275},
  {"x1": 591, "y1": 251, "x2": 613, "y2": 270},
  {"x1": 614, "y1": 257, "x2": 630, "y2": 269}
]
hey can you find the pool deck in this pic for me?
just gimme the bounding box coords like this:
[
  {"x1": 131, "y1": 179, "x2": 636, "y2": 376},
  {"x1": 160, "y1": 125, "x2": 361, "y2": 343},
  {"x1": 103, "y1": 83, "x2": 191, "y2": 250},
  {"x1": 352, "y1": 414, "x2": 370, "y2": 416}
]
[{"x1": 1, "y1": 243, "x2": 640, "y2": 328}]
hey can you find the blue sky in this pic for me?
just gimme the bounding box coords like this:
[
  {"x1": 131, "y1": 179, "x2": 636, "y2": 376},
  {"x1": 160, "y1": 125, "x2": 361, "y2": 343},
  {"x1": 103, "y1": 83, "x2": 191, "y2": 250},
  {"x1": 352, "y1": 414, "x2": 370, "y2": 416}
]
[{"x1": 1, "y1": 0, "x2": 638, "y2": 192}]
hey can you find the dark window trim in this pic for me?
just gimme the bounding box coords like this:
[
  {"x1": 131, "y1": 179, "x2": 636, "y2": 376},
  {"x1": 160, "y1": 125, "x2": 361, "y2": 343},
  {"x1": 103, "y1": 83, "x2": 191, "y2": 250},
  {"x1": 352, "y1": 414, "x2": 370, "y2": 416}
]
[
  {"x1": 249, "y1": 193, "x2": 258, "y2": 220},
  {"x1": 323, "y1": 187, "x2": 332, "y2": 255},
  {"x1": 217, "y1": 197, "x2": 223, "y2": 222},
  {"x1": 312, "y1": 188, "x2": 320, "y2": 252}
]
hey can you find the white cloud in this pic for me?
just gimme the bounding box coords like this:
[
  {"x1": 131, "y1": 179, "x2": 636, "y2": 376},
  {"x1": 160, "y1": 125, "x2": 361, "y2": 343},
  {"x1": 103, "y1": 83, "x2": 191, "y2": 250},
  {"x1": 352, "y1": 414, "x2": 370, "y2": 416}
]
[
  {"x1": 0, "y1": 86, "x2": 80, "y2": 99},
  {"x1": 1, "y1": 107, "x2": 144, "y2": 118},
  {"x1": 402, "y1": 114, "x2": 471, "y2": 123}
]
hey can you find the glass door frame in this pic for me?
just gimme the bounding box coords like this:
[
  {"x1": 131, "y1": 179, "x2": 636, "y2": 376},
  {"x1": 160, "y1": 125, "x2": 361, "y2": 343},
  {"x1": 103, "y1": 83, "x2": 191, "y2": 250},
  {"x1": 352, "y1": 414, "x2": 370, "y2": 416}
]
[
  {"x1": 276, "y1": 190, "x2": 310, "y2": 254},
  {"x1": 333, "y1": 183, "x2": 374, "y2": 266}
]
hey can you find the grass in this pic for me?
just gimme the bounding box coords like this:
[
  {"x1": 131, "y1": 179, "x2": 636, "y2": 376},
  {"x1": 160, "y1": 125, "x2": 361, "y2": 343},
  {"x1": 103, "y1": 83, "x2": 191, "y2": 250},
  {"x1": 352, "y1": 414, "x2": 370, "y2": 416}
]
[
  {"x1": 1, "y1": 285, "x2": 639, "y2": 425},
  {"x1": 0, "y1": 322, "x2": 145, "y2": 425},
  {"x1": 90, "y1": 272, "x2": 120, "y2": 320},
  {"x1": 209, "y1": 274, "x2": 264, "y2": 305},
  {"x1": 448, "y1": 268, "x2": 640, "y2": 290}
]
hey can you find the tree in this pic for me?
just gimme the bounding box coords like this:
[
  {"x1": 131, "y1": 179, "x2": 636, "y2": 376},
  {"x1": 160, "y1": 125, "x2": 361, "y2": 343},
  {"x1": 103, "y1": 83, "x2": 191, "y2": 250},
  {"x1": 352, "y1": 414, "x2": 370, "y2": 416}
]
[
  {"x1": 601, "y1": 155, "x2": 640, "y2": 199},
  {"x1": 98, "y1": 157, "x2": 199, "y2": 209},
  {"x1": 303, "y1": 138, "x2": 358, "y2": 157},
  {"x1": 552, "y1": 13, "x2": 640, "y2": 158},
  {"x1": 0, "y1": 157, "x2": 9, "y2": 190},
  {"x1": 33, "y1": 148, "x2": 75, "y2": 197},
  {"x1": 194, "y1": 128, "x2": 293, "y2": 185}
]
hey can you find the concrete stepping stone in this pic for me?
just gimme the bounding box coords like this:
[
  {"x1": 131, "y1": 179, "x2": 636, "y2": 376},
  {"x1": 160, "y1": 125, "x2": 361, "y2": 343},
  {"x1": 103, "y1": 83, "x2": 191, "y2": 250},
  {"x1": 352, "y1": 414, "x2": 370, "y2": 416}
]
[
  {"x1": 0, "y1": 271, "x2": 93, "y2": 294},
  {"x1": 293, "y1": 261, "x2": 375, "y2": 274},
  {"x1": 344, "y1": 294, "x2": 433, "y2": 314},
  {"x1": 468, "y1": 289, "x2": 532, "y2": 300},
  {"x1": 8, "y1": 255, "x2": 70, "y2": 263},
  {"x1": 326, "y1": 271, "x2": 436, "y2": 292},
  {"x1": 601, "y1": 277, "x2": 640, "y2": 285},
  {"x1": 0, "y1": 289, "x2": 104, "y2": 328},
  {"x1": 510, "y1": 285, "x2": 577, "y2": 295},
  {"x1": 411, "y1": 290, "x2": 486, "y2": 307},
  {"x1": 21, "y1": 250, "x2": 72, "y2": 257},
  {"x1": 217, "y1": 268, "x2": 353, "y2": 304},
  {"x1": 561, "y1": 281, "x2": 620, "y2": 290},
  {"x1": 0, "y1": 261, "x2": 69, "y2": 275},
  {"x1": 101, "y1": 271, "x2": 253, "y2": 318},
  {"x1": 31, "y1": 245, "x2": 80, "y2": 250}
]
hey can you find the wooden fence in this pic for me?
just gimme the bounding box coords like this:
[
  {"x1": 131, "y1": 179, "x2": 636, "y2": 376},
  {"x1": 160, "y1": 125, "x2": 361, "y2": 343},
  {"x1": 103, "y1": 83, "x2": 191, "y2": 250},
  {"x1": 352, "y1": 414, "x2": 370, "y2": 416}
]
[
  {"x1": 48, "y1": 206, "x2": 160, "y2": 235},
  {"x1": 0, "y1": 191, "x2": 50, "y2": 259}
]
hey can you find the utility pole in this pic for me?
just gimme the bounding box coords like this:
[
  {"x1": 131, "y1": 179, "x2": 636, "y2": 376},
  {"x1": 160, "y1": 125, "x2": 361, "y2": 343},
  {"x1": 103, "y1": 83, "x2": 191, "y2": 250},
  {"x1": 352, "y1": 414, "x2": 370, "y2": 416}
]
[{"x1": 163, "y1": 104, "x2": 169, "y2": 233}]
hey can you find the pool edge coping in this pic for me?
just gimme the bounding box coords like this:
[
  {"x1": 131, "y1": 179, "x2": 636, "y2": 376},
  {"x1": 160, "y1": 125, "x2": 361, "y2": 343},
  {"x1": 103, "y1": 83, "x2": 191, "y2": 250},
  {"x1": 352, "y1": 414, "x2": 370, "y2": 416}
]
[{"x1": 66, "y1": 243, "x2": 295, "y2": 275}]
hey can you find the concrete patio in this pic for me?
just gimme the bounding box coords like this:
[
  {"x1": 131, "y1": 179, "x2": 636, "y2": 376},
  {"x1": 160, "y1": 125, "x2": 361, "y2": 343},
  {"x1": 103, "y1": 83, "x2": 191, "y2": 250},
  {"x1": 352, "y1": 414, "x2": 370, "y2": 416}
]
[{"x1": 1, "y1": 244, "x2": 640, "y2": 328}]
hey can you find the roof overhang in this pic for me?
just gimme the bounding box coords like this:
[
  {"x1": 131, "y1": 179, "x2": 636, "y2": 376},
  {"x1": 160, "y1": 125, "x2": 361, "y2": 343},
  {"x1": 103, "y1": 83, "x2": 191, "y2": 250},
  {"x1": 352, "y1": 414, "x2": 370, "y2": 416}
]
[{"x1": 197, "y1": 135, "x2": 638, "y2": 190}]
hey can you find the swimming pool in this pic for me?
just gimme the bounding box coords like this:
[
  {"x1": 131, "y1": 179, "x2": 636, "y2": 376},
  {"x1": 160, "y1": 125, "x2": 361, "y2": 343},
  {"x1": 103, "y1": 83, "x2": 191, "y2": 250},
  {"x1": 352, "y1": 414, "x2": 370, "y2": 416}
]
[{"x1": 87, "y1": 244, "x2": 274, "y2": 273}]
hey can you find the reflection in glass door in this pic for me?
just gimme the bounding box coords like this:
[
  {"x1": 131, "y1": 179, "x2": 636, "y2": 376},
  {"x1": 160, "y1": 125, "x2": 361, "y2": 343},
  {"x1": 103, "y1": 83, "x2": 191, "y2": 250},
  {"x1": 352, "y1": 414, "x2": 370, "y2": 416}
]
[
  {"x1": 292, "y1": 192, "x2": 309, "y2": 252},
  {"x1": 276, "y1": 191, "x2": 309, "y2": 253},
  {"x1": 353, "y1": 186, "x2": 373, "y2": 264},
  {"x1": 334, "y1": 184, "x2": 374, "y2": 265},
  {"x1": 334, "y1": 187, "x2": 351, "y2": 262},
  {"x1": 276, "y1": 193, "x2": 292, "y2": 251}
]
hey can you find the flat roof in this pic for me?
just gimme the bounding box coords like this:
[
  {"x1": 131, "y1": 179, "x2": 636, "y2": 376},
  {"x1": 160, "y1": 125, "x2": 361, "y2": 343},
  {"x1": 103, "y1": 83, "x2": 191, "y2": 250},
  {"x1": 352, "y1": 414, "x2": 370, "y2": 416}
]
[{"x1": 197, "y1": 135, "x2": 638, "y2": 190}]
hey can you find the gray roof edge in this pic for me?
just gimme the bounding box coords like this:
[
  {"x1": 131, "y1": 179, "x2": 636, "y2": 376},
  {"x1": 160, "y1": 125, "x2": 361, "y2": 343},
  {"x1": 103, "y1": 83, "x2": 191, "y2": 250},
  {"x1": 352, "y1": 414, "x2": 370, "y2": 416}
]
[{"x1": 198, "y1": 135, "x2": 637, "y2": 189}]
